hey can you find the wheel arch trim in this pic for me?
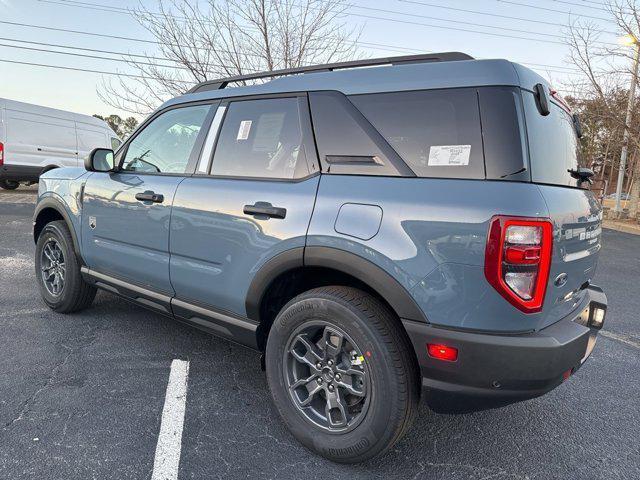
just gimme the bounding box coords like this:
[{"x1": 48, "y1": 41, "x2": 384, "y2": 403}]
[
  {"x1": 245, "y1": 246, "x2": 428, "y2": 324},
  {"x1": 33, "y1": 197, "x2": 83, "y2": 261}
]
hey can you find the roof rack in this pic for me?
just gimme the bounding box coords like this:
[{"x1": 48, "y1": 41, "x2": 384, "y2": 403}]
[{"x1": 188, "y1": 52, "x2": 473, "y2": 93}]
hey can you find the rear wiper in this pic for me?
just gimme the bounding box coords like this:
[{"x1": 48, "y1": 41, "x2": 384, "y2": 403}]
[{"x1": 568, "y1": 167, "x2": 594, "y2": 185}]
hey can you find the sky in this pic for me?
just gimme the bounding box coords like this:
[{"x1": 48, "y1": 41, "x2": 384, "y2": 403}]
[{"x1": 0, "y1": 0, "x2": 624, "y2": 120}]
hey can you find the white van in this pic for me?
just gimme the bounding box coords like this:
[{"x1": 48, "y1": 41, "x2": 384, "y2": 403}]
[{"x1": 0, "y1": 98, "x2": 121, "y2": 189}]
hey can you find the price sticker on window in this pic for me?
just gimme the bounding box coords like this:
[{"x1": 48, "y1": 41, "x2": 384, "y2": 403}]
[
  {"x1": 237, "y1": 120, "x2": 252, "y2": 140},
  {"x1": 428, "y1": 145, "x2": 471, "y2": 166}
]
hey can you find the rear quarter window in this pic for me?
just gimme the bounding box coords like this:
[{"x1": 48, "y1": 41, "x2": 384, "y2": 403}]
[
  {"x1": 348, "y1": 88, "x2": 485, "y2": 179},
  {"x1": 522, "y1": 91, "x2": 581, "y2": 187}
]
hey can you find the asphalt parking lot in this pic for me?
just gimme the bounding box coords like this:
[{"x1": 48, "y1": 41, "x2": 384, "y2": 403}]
[{"x1": 1, "y1": 187, "x2": 639, "y2": 480}]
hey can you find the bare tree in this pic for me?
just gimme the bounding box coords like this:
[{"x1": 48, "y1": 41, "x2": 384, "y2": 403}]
[
  {"x1": 564, "y1": 1, "x2": 640, "y2": 218},
  {"x1": 98, "y1": 0, "x2": 361, "y2": 115}
]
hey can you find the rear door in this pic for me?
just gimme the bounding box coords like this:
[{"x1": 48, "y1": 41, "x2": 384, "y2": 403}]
[
  {"x1": 522, "y1": 89, "x2": 603, "y2": 327},
  {"x1": 169, "y1": 95, "x2": 319, "y2": 322},
  {"x1": 81, "y1": 103, "x2": 214, "y2": 301}
]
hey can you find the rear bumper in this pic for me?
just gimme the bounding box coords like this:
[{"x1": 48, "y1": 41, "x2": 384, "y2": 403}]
[
  {"x1": 0, "y1": 164, "x2": 42, "y2": 182},
  {"x1": 403, "y1": 286, "x2": 607, "y2": 399}
]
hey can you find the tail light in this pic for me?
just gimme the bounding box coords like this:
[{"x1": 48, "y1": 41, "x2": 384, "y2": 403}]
[
  {"x1": 0, "y1": 142, "x2": 4, "y2": 166},
  {"x1": 484, "y1": 216, "x2": 553, "y2": 313}
]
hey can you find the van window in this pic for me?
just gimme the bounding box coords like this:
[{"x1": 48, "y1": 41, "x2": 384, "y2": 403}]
[
  {"x1": 522, "y1": 91, "x2": 581, "y2": 187},
  {"x1": 210, "y1": 97, "x2": 309, "y2": 179},
  {"x1": 121, "y1": 105, "x2": 210, "y2": 174},
  {"x1": 349, "y1": 88, "x2": 485, "y2": 179}
]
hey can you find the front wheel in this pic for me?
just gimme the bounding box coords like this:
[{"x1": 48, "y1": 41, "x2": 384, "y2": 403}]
[
  {"x1": 35, "y1": 220, "x2": 96, "y2": 313},
  {"x1": 0, "y1": 179, "x2": 19, "y2": 190},
  {"x1": 265, "y1": 286, "x2": 420, "y2": 463}
]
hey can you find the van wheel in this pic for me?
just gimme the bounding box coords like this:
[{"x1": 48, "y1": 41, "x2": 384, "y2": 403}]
[
  {"x1": 265, "y1": 286, "x2": 420, "y2": 463},
  {"x1": 35, "y1": 220, "x2": 96, "y2": 313},
  {"x1": 0, "y1": 180, "x2": 19, "y2": 190}
]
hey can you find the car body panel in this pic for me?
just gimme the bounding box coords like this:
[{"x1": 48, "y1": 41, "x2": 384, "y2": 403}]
[
  {"x1": 80, "y1": 172, "x2": 184, "y2": 295},
  {"x1": 307, "y1": 175, "x2": 554, "y2": 332},
  {"x1": 169, "y1": 175, "x2": 320, "y2": 316}
]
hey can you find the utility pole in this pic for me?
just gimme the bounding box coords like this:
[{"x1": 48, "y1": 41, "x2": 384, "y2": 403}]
[{"x1": 615, "y1": 39, "x2": 640, "y2": 214}]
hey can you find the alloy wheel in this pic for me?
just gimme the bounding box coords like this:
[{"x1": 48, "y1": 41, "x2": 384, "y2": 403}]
[
  {"x1": 283, "y1": 321, "x2": 371, "y2": 432},
  {"x1": 40, "y1": 239, "x2": 66, "y2": 296}
]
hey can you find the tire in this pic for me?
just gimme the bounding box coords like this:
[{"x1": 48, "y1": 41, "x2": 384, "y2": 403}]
[
  {"x1": 35, "y1": 220, "x2": 96, "y2": 313},
  {"x1": 265, "y1": 286, "x2": 420, "y2": 463},
  {"x1": 0, "y1": 179, "x2": 19, "y2": 190}
]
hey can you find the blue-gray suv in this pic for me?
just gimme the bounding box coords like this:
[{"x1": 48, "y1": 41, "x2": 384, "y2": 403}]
[{"x1": 33, "y1": 53, "x2": 608, "y2": 463}]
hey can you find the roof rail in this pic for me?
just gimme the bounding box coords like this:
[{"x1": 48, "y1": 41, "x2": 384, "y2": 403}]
[{"x1": 188, "y1": 52, "x2": 474, "y2": 93}]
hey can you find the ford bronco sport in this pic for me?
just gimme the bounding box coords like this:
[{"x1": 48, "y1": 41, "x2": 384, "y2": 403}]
[{"x1": 33, "y1": 53, "x2": 608, "y2": 463}]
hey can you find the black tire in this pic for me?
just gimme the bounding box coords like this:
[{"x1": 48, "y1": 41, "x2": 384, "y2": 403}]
[
  {"x1": 265, "y1": 286, "x2": 420, "y2": 463},
  {"x1": 35, "y1": 220, "x2": 96, "y2": 313},
  {"x1": 0, "y1": 179, "x2": 19, "y2": 190}
]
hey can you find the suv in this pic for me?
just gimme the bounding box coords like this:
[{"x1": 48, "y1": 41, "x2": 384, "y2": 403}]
[{"x1": 33, "y1": 53, "x2": 607, "y2": 463}]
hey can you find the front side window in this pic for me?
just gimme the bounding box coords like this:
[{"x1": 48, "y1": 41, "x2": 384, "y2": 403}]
[
  {"x1": 121, "y1": 105, "x2": 210, "y2": 174},
  {"x1": 211, "y1": 97, "x2": 309, "y2": 179},
  {"x1": 111, "y1": 137, "x2": 122, "y2": 151},
  {"x1": 349, "y1": 88, "x2": 485, "y2": 179}
]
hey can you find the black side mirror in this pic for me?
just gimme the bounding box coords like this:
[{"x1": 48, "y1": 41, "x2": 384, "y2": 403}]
[
  {"x1": 533, "y1": 83, "x2": 551, "y2": 116},
  {"x1": 86, "y1": 148, "x2": 116, "y2": 172}
]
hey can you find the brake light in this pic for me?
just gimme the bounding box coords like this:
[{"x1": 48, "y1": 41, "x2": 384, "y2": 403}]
[
  {"x1": 484, "y1": 216, "x2": 553, "y2": 313},
  {"x1": 0, "y1": 142, "x2": 4, "y2": 166}
]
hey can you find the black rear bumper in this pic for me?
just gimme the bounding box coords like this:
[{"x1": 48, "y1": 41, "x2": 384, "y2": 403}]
[
  {"x1": 403, "y1": 286, "x2": 607, "y2": 399},
  {"x1": 0, "y1": 164, "x2": 43, "y2": 182}
]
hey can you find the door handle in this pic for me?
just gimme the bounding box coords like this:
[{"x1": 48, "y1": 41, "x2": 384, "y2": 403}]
[
  {"x1": 243, "y1": 202, "x2": 287, "y2": 219},
  {"x1": 135, "y1": 191, "x2": 164, "y2": 203}
]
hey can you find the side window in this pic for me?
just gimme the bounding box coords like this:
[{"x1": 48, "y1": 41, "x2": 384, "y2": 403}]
[
  {"x1": 308, "y1": 91, "x2": 408, "y2": 176},
  {"x1": 211, "y1": 97, "x2": 310, "y2": 179},
  {"x1": 121, "y1": 105, "x2": 210, "y2": 174},
  {"x1": 111, "y1": 137, "x2": 122, "y2": 151},
  {"x1": 349, "y1": 88, "x2": 485, "y2": 179}
]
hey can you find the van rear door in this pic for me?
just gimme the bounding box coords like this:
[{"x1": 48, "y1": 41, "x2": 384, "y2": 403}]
[{"x1": 522, "y1": 89, "x2": 602, "y2": 328}]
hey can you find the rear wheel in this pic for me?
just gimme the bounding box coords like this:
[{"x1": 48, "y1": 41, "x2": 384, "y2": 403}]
[
  {"x1": 265, "y1": 286, "x2": 420, "y2": 463},
  {"x1": 35, "y1": 220, "x2": 96, "y2": 313},
  {"x1": 0, "y1": 179, "x2": 19, "y2": 190}
]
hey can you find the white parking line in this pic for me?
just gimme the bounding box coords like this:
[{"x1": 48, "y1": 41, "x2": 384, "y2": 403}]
[
  {"x1": 600, "y1": 330, "x2": 640, "y2": 349},
  {"x1": 151, "y1": 359, "x2": 190, "y2": 480}
]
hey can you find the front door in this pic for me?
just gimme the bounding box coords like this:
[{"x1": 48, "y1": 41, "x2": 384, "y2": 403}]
[
  {"x1": 169, "y1": 96, "x2": 320, "y2": 320},
  {"x1": 81, "y1": 103, "x2": 214, "y2": 296}
]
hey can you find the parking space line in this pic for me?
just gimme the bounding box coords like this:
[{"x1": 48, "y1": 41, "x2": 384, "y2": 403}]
[
  {"x1": 600, "y1": 330, "x2": 640, "y2": 350},
  {"x1": 151, "y1": 359, "x2": 190, "y2": 480}
]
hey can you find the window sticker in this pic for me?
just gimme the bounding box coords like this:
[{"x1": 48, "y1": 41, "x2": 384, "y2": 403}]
[
  {"x1": 428, "y1": 145, "x2": 471, "y2": 166},
  {"x1": 236, "y1": 120, "x2": 252, "y2": 140}
]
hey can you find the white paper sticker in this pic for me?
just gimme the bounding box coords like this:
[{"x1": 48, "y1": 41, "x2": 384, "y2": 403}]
[
  {"x1": 428, "y1": 145, "x2": 471, "y2": 166},
  {"x1": 236, "y1": 120, "x2": 252, "y2": 140}
]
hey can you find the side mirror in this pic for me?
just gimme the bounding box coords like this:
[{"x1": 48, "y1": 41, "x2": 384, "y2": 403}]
[{"x1": 86, "y1": 148, "x2": 116, "y2": 172}]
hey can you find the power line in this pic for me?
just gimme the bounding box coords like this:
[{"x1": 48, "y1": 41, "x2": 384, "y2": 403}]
[
  {"x1": 398, "y1": 0, "x2": 617, "y2": 34},
  {"x1": 0, "y1": 16, "x2": 585, "y2": 75},
  {"x1": 36, "y1": 0, "x2": 590, "y2": 46},
  {"x1": 0, "y1": 57, "x2": 190, "y2": 82},
  {"x1": 495, "y1": 0, "x2": 612, "y2": 22}
]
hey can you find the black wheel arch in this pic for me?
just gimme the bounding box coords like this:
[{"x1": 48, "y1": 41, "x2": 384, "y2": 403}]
[
  {"x1": 246, "y1": 246, "x2": 428, "y2": 326},
  {"x1": 33, "y1": 198, "x2": 83, "y2": 262}
]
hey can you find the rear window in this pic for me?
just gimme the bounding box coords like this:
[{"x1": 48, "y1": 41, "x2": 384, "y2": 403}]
[
  {"x1": 348, "y1": 88, "x2": 485, "y2": 179},
  {"x1": 522, "y1": 91, "x2": 581, "y2": 187}
]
